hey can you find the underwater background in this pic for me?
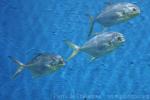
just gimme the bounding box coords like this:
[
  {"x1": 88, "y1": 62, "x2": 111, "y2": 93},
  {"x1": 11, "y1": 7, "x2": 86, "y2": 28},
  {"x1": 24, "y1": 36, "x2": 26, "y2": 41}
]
[{"x1": 0, "y1": 0, "x2": 150, "y2": 100}]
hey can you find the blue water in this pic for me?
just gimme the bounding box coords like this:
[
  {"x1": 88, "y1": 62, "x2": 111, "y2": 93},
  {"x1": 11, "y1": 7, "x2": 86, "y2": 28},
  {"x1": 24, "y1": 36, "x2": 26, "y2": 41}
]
[{"x1": 0, "y1": 0, "x2": 150, "y2": 100}]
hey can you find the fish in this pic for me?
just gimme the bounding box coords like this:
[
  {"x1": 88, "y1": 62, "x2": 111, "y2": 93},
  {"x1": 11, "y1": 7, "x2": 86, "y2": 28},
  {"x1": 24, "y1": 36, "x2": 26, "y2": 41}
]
[
  {"x1": 88, "y1": 2, "x2": 140, "y2": 37},
  {"x1": 8, "y1": 53, "x2": 65, "y2": 79},
  {"x1": 65, "y1": 32, "x2": 125, "y2": 61}
]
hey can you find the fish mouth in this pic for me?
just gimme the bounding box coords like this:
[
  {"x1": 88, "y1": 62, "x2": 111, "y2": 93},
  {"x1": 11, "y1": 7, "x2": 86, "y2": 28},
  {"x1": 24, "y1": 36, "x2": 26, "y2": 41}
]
[
  {"x1": 60, "y1": 62, "x2": 65, "y2": 66},
  {"x1": 121, "y1": 37, "x2": 125, "y2": 42},
  {"x1": 132, "y1": 9, "x2": 140, "y2": 16},
  {"x1": 133, "y1": 6, "x2": 141, "y2": 15},
  {"x1": 134, "y1": 5, "x2": 141, "y2": 14},
  {"x1": 127, "y1": 3, "x2": 141, "y2": 15},
  {"x1": 119, "y1": 34, "x2": 125, "y2": 42}
]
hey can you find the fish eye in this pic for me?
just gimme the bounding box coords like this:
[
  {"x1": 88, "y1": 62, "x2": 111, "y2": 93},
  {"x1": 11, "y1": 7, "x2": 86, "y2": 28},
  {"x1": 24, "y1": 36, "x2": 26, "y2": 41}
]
[
  {"x1": 132, "y1": 8, "x2": 136, "y2": 11},
  {"x1": 117, "y1": 37, "x2": 122, "y2": 41}
]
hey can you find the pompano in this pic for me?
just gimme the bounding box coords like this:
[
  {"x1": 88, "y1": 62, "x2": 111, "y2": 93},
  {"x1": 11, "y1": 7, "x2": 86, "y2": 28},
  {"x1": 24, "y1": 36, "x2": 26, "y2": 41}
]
[
  {"x1": 88, "y1": 2, "x2": 140, "y2": 37},
  {"x1": 65, "y1": 32, "x2": 125, "y2": 61},
  {"x1": 8, "y1": 53, "x2": 65, "y2": 79}
]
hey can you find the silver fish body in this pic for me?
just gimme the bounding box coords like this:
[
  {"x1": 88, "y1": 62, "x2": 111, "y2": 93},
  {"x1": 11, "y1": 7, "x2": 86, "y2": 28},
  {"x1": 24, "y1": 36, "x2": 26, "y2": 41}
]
[
  {"x1": 9, "y1": 53, "x2": 65, "y2": 79},
  {"x1": 88, "y1": 2, "x2": 140, "y2": 37},
  {"x1": 96, "y1": 2, "x2": 140, "y2": 27},
  {"x1": 27, "y1": 53, "x2": 65, "y2": 77},
  {"x1": 65, "y1": 32, "x2": 125, "y2": 61}
]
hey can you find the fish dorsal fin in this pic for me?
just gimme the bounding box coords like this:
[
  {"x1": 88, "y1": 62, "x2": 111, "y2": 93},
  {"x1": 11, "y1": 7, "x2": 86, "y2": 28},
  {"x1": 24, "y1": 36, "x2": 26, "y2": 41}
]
[{"x1": 91, "y1": 30, "x2": 109, "y2": 37}]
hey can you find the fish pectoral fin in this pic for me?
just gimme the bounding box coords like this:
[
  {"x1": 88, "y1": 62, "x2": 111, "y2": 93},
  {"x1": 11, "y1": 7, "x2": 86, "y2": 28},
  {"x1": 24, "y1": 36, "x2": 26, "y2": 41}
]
[{"x1": 116, "y1": 12, "x2": 124, "y2": 17}]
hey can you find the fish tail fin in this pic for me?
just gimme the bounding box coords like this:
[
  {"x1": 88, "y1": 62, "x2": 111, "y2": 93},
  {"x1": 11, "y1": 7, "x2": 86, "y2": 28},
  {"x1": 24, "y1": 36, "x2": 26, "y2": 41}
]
[
  {"x1": 87, "y1": 14, "x2": 95, "y2": 37},
  {"x1": 8, "y1": 56, "x2": 26, "y2": 79},
  {"x1": 64, "y1": 40, "x2": 80, "y2": 61}
]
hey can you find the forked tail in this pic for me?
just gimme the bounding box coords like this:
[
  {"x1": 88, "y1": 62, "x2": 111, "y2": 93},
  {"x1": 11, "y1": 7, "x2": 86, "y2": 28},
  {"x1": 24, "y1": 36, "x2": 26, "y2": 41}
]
[
  {"x1": 64, "y1": 40, "x2": 80, "y2": 61},
  {"x1": 8, "y1": 56, "x2": 26, "y2": 79}
]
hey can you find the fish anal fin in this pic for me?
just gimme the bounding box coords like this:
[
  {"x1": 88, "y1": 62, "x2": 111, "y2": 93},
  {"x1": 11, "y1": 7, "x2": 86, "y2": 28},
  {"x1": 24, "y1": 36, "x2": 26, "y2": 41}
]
[{"x1": 90, "y1": 56, "x2": 97, "y2": 61}]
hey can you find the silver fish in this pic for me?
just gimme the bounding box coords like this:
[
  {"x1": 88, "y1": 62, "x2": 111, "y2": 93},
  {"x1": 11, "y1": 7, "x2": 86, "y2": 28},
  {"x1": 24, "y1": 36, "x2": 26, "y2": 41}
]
[
  {"x1": 65, "y1": 32, "x2": 125, "y2": 61},
  {"x1": 8, "y1": 53, "x2": 65, "y2": 79},
  {"x1": 88, "y1": 2, "x2": 140, "y2": 36}
]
